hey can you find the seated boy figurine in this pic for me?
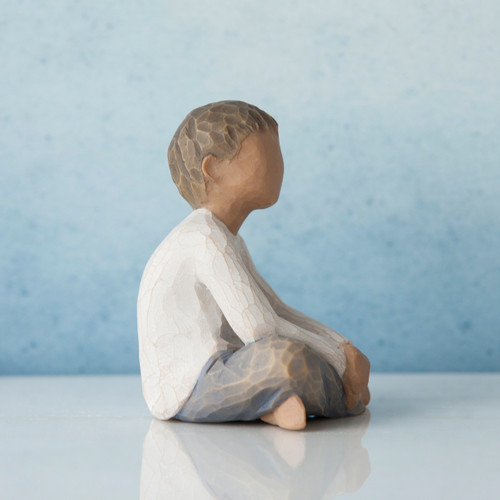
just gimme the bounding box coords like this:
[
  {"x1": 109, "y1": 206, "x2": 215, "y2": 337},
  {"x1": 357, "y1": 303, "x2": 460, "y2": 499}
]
[{"x1": 137, "y1": 100, "x2": 370, "y2": 430}]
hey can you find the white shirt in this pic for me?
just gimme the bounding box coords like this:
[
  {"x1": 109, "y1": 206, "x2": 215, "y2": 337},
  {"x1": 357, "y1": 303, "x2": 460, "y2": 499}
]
[{"x1": 137, "y1": 208, "x2": 349, "y2": 419}]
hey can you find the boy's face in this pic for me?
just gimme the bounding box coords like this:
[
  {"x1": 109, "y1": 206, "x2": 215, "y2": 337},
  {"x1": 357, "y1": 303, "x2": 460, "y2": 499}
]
[{"x1": 210, "y1": 128, "x2": 284, "y2": 210}]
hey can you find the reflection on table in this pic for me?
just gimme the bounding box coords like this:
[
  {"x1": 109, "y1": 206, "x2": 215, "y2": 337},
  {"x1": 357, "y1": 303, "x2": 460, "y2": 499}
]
[{"x1": 140, "y1": 412, "x2": 370, "y2": 499}]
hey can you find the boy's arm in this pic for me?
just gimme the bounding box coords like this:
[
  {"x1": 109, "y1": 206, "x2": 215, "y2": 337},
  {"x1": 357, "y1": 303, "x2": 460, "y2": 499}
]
[
  {"x1": 196, "y1": 234, "x2": 278, "y2": 345},
  {"x1": 237, "y1": 237, "x2": 351, "y2": 346},
  {"x1": 196, "y1": 234, "x2": 347, "y2": 374}
]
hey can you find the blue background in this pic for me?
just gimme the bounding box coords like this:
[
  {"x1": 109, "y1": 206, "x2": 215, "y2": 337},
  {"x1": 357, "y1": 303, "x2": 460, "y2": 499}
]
[{"x1": 1, "y1": 1, "x2": 499, "y2": 374}]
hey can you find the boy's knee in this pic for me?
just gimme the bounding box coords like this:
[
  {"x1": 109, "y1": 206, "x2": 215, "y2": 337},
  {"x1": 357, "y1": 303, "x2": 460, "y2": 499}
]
[{"x1": 263, "y1": 336, "x2": 312, "y2": 380}]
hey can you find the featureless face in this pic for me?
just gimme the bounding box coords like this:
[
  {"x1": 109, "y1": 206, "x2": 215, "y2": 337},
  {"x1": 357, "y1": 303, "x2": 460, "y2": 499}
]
[{"x1": 210, "y1": 128, "x2": 285, "y2": 210}]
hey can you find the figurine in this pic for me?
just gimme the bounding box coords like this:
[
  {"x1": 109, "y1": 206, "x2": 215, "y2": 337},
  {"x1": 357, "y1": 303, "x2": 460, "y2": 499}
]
[{"x1": 137, "y1": 100, "x2": 370, "y2": 430}]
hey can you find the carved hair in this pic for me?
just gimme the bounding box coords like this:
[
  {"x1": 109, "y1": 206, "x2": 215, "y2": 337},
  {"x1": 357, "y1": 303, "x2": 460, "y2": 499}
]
[{"x1": 167, "y1": 100, "x2": 278, "y2": 208}]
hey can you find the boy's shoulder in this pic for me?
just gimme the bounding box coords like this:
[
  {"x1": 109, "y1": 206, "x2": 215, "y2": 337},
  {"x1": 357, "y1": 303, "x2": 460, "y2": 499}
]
[
  {"x1": 140, "y1": 208, "x2": 249, "y2": 294},
  {"x1": 157, "y1": 208, "x2": 235, "y2": 256}
]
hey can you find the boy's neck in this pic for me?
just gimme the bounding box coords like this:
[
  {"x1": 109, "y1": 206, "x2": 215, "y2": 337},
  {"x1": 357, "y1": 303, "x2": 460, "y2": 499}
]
[{"x1": 201, "y1": 201, "x2": 251, "y2": 236}]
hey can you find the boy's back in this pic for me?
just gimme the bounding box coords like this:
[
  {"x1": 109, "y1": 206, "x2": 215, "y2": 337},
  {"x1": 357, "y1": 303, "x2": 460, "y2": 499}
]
[{"x1": 138, "y1": 208, "x2": 268, "y2": 419}]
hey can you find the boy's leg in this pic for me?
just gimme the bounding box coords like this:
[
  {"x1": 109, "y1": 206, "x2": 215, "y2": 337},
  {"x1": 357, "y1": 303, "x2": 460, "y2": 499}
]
[{"x1": 174, "y1": 335, "x2": 348, "y2": 423}]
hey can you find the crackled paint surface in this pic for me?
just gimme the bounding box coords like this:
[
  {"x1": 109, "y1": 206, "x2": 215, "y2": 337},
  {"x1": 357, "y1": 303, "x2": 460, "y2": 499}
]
[{"x1": 137, "y1": 208, "x2": 349, "y2": 419}]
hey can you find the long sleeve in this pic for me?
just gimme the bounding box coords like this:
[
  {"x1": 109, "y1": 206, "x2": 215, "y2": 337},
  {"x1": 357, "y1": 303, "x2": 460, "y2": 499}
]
[
  {"x1": 195, "y1": 233, "x2": 279, "y2": 345},
  {"x1": 196, "y1": 224, "x2": 347, "y2": 375}
]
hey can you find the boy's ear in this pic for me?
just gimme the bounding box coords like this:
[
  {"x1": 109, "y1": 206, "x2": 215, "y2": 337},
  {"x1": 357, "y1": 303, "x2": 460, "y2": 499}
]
[{"x1": 201, "y1": 154, "x2": 218, "y2": 183}]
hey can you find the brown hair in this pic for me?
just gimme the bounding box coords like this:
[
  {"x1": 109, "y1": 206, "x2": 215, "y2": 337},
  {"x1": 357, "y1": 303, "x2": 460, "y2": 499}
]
[{"x1": 167, "y1": 100, "x2": 278, "y2": 208}]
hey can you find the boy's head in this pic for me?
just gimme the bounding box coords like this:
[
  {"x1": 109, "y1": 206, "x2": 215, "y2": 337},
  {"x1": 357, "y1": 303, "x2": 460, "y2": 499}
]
[{"x1": 168, "y1": 100, "x2": 278, "y2": 208}]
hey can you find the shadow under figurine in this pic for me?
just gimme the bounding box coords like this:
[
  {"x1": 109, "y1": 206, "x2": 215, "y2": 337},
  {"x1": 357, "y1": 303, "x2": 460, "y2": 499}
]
[{"x1": 137, "y1": 100, "x2": 370, "y2": 430}]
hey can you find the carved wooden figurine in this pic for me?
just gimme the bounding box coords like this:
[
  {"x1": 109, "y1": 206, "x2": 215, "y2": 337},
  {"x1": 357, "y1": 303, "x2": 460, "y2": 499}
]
[{"x1": 137, "y1": 101, "x2": 370, "y2": 430}]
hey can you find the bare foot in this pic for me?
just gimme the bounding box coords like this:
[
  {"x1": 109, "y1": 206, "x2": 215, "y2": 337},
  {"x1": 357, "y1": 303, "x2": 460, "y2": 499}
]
[
  {"x1": 260, "y1": 394, "x2": 306, "y2": 430},
  {"x1": 342, "y1": 344, "x2": 371, "y2": 411}
]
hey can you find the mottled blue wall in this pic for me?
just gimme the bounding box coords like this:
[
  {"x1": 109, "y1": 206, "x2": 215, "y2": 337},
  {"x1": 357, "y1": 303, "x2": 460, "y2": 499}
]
[{"x1": 1, "y1": 1, "x2": 499, "y2": 374}]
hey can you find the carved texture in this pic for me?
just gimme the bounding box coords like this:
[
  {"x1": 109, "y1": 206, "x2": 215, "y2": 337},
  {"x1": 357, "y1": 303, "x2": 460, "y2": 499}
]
[
  {"x1": 167, "y1": 100, "x2": 278, "y2": 208},
  {"x1": 175, "y1": 335, "x2": 347, "y2": 422}
]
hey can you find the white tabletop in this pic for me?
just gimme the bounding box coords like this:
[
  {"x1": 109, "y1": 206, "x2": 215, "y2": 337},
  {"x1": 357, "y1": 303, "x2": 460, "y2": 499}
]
[{"x1": 1, "y1": 373, "x2": 499, "y2": 499}]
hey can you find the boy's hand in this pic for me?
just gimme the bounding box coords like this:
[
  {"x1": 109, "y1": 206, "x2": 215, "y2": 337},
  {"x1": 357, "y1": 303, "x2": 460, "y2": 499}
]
[{"x1": 342, "y1": 344, "x2": 371, "y2": 411}]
